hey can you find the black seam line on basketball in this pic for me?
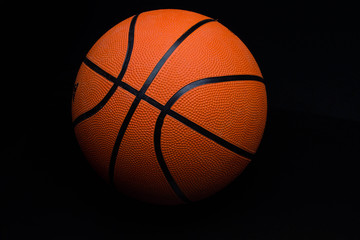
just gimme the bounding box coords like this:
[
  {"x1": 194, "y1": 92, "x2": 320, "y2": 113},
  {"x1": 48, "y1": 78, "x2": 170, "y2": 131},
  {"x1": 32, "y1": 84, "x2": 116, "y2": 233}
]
[
  {"x1": 153, "y1": 75, "x2": 263, "y2": 203},
  {"x1": 72, "y1": 15, "x2": 138, "y2": 128},
  {"x1": 136, "y1": 18, "x2": 215, "y2": 96},
  {"x1": 83, "y1": 57, "x2": 117, "y2": 83},
  {"x1": 142, "y1": 77, "x2": 263, "y2": 159},
  {"x1": 79, "y1": 58, "x2": 264, "y2": 159},
  {"x1": 108, "y1": 18, "x2": 215, "y2": 185},
  {"x1": 83, "y1": 58, "x2": 139, "y2": 95},
  {"x1": 168, "y1": 110, "x2": 253, "y2": 159}
]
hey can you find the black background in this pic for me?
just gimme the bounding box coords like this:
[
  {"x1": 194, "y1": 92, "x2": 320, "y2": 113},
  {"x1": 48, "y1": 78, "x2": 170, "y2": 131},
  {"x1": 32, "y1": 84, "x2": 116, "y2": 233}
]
[{"x1": 4, "y1": 1, "x2": 359, "y2": 239}]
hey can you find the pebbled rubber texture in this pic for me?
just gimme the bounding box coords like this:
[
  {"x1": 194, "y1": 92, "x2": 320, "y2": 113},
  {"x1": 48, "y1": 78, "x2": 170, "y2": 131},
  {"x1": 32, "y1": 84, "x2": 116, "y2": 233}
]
[
  {"x1": 73, "y1": 87, "x2": 135, "y2": 182},
  {"x1": 86, "y1": 16, "x2": 132, "y2": 77},
  {"x1": 114, "y1": 100, "x2": 183, "y2": 205},
  {"x1": 161, "y1": 115, "x2": 251, "y2": 202},
  {"x1": 72, "y1": 63, "x2": 113, "y2": 121},
  {"x1": 171, "y1": 81, "x2": 267, "y2": 154}
]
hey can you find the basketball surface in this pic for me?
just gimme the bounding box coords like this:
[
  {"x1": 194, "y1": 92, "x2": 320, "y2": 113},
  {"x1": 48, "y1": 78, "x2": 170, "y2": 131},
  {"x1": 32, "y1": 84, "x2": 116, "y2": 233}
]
[{"x1": 72, "y1": 9, "x2": 267, "y2": 205}]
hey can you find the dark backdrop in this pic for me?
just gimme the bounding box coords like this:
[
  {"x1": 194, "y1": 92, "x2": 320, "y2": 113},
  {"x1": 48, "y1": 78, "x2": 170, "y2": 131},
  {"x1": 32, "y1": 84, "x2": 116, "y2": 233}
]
[{"x1": 4, "y1": 1, "x2": 359, "y2": 239}]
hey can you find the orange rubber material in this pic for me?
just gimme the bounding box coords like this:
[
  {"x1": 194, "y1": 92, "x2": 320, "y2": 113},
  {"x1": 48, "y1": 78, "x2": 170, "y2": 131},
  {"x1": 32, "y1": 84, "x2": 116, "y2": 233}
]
[{"x1": 72, "y1": 9, "x2": 267, "y2": 204}]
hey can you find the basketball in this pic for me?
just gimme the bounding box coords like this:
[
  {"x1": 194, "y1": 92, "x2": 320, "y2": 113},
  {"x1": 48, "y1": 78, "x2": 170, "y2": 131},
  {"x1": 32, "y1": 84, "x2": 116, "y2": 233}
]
[{"x1": 72, "y1": 9, "x2": 267, "y2": 204}]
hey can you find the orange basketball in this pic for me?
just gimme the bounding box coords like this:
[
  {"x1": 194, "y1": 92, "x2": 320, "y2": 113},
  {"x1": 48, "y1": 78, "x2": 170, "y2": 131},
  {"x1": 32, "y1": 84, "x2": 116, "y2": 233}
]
[{"x1": 72, "y1": 9, "x2": 267, "y2": 204}]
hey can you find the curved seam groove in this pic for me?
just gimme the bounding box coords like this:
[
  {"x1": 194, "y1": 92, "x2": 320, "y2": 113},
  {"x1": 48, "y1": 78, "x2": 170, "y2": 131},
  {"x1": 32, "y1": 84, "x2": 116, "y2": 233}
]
[
  {"x1": 72, "y1": 14, "x2": 138, "y2": 127},
  {"x1": 153, "y1": 75, "x2": 264, "y2": 202},
  {"x1": 108, "y1": 18, "x2": 215, "y2": 190}
]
